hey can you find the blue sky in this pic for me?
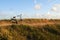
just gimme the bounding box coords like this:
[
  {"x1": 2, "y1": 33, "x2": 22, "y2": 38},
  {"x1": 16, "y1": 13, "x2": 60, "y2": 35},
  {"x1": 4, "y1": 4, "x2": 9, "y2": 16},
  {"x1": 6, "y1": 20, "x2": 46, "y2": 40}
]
[{"x1": 0, "y1": 0, "x2": 60, "y2": 19}]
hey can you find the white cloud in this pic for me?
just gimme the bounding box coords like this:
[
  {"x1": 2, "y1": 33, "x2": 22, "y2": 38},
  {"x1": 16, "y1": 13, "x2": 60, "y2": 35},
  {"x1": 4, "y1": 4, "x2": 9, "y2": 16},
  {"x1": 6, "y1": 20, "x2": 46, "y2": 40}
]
[
  {"x1": 47, "y1": 12, "x2": 50, "y2": 15},
  {"x1": 51, "y1": 6, "x2": 57, "y2": 12},
  {"x1": 35, "y1": 13, "x2": 40, "y2": 17},
  {"x1": 49, "y1": 13, "x2": 60, "y2": 19},
  {"x1": 55, "y1": 4, "x2": 60, "y2": 7},
  {"x1": 34, "y1": 4, "x2": 41, "y2": 10},
  {"x1": 48, "y1": 0, "x2": 57, "y2": 2},
  {"x1": 46, "y1": 9, "x2": 60, "y2": 19},
  {"x1": 51, "y1": 4, "x2": 60, "y2": 13},
  {"x1": 35, "y1": 13, "x2": 43, "y2": 18},
  {"x1": 45, "y1": 12, "x2": 52, "y2": 19}
]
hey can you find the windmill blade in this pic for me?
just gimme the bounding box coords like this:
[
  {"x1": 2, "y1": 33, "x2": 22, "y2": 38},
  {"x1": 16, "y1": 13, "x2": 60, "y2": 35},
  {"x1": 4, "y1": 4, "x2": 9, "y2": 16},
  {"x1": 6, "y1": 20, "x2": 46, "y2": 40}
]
[
  {"x1": 17, "y1": 14, "x2": 22, "y2": 17},
  {"x1": 17, "y1": 15, "x2": 20, "y2": 17}
]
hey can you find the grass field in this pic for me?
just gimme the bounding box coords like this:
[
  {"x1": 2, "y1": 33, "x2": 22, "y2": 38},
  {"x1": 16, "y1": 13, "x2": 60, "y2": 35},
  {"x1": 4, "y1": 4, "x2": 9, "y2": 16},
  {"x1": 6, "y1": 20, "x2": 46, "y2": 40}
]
[{"x1": 0, "y1": 19, "x2": 60, "y2": 40}]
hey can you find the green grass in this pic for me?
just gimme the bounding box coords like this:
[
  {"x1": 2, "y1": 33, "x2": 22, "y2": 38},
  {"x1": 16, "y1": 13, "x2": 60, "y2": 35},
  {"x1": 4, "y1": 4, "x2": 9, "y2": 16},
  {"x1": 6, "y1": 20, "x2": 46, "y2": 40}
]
[{"x1": 0, "y1": 24, "x2": 60, "y2": 40}]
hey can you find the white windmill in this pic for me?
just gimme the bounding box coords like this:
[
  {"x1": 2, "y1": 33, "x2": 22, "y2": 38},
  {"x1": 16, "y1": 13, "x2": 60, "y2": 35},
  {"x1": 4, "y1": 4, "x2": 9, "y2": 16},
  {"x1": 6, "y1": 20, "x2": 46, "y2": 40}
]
[{"x1": 17, "y1": 14, "x2": 22, "y2": 21}]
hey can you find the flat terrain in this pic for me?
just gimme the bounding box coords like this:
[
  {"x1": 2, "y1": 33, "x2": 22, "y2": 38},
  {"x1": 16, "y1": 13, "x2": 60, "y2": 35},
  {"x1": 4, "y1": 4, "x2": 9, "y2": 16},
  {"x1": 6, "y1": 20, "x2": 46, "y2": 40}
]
[
  {"x1": 0, "y1": 19, "x2": 60, "y2": 26},
  {"x1": 0, "y1": 19, "x2": 60, "y2": 40}
]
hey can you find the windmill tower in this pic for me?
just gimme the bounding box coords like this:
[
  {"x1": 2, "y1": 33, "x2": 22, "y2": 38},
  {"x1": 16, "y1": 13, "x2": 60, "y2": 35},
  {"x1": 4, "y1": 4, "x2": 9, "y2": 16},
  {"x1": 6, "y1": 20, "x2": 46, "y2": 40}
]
[{"x1": 17, "y1": 14, "x2": 22, "y2": 21}]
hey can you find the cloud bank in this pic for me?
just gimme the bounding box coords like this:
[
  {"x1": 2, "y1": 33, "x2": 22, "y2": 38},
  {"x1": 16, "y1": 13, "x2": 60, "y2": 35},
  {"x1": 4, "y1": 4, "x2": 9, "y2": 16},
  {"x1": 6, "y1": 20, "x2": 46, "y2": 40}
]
[{"x1": 34, "y1": 4, "x2": 41, "y2": 10}]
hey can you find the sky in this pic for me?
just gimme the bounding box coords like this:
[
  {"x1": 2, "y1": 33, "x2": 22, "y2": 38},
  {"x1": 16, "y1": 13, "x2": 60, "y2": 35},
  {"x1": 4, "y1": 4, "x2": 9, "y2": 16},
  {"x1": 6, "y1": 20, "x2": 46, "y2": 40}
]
[{"x1": 0, "y1": 0, "x2": 60, "y2": 19}]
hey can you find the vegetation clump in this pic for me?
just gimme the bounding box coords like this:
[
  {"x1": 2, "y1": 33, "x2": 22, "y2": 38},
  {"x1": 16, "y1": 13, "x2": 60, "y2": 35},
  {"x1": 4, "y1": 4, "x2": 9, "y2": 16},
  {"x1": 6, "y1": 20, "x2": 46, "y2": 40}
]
[{"x1": 0, "y1": 24, "x2": 60, "y2": 40}]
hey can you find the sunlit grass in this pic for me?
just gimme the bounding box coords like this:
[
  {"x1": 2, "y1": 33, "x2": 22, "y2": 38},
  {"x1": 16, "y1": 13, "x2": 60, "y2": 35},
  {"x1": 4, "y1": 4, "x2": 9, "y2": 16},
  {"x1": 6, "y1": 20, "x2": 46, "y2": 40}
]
[{"x1": 0, "y1": 24, "x2": 60, "y2": 40}]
